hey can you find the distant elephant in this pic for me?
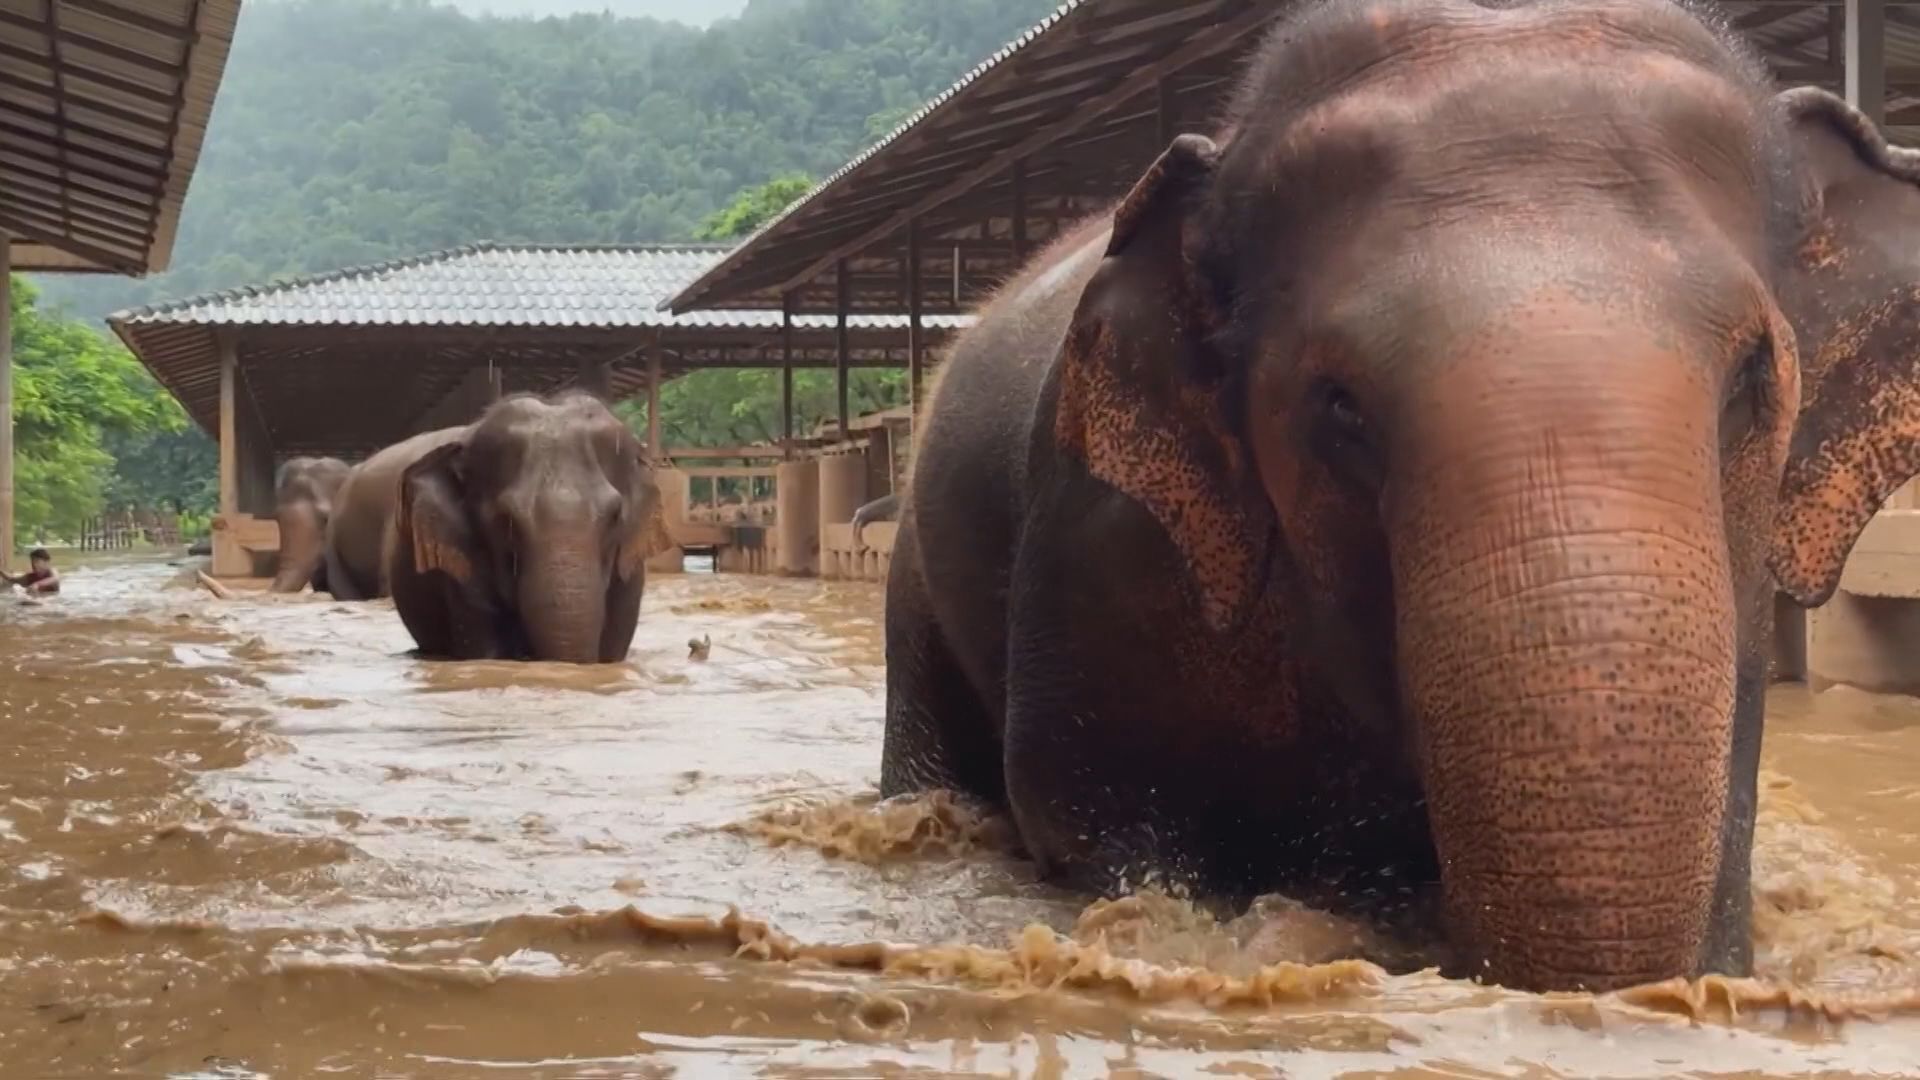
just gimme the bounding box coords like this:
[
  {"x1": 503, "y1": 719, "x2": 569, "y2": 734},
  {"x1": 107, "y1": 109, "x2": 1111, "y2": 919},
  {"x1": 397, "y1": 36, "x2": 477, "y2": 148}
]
[
  {"x1": 268, "y1": 456, "x2": 350, "y2": 593},
  {"x1": 389, "y1": 391, "x2": 671, "y2": 663},
  {"x1": 324, "y1": 427, "x2": 467, "y2": 601},
  {"x1": 882, "y1": 1, "x2": 1920, "y2": 994},
  {"x1": 850, "y1": 493, "x2": 899, "y2": 541}
]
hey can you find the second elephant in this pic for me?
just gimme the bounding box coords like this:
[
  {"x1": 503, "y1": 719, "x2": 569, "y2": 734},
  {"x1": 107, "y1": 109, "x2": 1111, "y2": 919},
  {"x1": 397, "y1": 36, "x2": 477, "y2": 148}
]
[{"x1": 389, "y1": 391, "x2": 672, "y2": 663}]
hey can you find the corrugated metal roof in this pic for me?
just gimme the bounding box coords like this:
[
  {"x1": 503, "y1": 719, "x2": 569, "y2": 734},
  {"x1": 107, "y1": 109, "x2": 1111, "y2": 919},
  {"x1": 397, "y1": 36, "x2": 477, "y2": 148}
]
[
  {"x1": 0, "y1": 0, "x2": 242, "y2": 274},
  {"x1": 113, "y1": 242, "x2": 970, "y2": 330}
]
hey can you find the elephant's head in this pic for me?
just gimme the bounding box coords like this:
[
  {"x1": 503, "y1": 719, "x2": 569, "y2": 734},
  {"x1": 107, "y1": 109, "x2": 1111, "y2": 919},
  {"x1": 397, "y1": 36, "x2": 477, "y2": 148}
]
[
  {"x1": 1052, "y1": 0, "x2": 1920, "y2": 990},
  {"x1": 269, "y1": 456, "x2": 350, "y2": 593},
  {"x1": 395, "y1": 391, "x2": 668, "y2": 663}
]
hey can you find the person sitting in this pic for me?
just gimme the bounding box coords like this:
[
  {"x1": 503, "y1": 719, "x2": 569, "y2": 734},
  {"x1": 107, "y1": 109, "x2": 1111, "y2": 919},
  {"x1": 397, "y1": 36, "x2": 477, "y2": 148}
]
[{"x1": 3, "y1": 549, "x2": 60, "y2": 595}]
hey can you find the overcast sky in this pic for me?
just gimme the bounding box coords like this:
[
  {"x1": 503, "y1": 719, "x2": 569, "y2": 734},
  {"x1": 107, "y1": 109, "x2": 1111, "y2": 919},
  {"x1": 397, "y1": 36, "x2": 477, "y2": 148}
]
[{"x1": 442, "y1": 0, "x2": 748, "y2": 23}]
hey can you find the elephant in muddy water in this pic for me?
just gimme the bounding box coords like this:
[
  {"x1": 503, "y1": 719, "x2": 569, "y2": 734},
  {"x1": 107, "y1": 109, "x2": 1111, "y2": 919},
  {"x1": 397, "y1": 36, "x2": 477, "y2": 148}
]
[
  {"x1": 268, "y1": 456, "x2": 350, "y2": 594},
  {"x1": 881, "y1": 0, "x2": 1920, "y2": 994},
  {"x1": 388, "y1": 391, "x2": 672, "y2": 663},
  {"x1": 323, "y1": 426, "x2": 467, "y2": 601}
]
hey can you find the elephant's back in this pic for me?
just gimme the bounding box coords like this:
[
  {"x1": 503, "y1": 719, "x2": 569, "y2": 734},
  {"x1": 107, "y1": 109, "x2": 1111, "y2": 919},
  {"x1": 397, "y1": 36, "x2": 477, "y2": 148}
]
[
  {"x1": 329, "y1": 426, "x2": 467, "y2": 595},
  {"x1": 908, "y1": 215, "x2": 1111, "y2": 707}
]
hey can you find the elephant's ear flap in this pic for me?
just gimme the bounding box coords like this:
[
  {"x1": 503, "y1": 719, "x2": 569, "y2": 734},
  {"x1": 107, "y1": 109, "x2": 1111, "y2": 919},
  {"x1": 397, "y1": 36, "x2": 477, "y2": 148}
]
[
  {"x1": 1052, "y1": 134, "x2": 1266, "y2": 631},
  {"x1": 399, "y1": 443, "x2": 477, "y2": 584},
  {"x1": 617, "y1": 477, "x2": 674, "y2": 581},
  {"x1": 1771, "y1": 88, "x2": 1920, "y2": 607}
]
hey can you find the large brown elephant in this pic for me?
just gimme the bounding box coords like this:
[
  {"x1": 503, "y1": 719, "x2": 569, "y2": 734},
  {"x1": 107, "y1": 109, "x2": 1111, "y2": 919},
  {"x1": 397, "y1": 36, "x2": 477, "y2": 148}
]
[
  {"x1": 388, "y1": 391, "x2": 670, "y2": 663},
  {"x1": 882, "y1": 0, "x2": 1920, "y2": 994},
  {"x1": 323, "y1": 427, "x2": 466, "y2": 601},
  {"x1": 268, "y1": 456, "x2": 350, "y2": 593}
]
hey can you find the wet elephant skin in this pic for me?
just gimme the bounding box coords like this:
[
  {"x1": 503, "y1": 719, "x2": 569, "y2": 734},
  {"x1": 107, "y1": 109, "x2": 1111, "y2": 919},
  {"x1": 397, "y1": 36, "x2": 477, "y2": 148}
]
[
  {"x1": 882, "y1": 0, "x2": 1920, "y2": 992},
  {"x1": 388, "y1": 391, "x2": 670, "y2": 664}
]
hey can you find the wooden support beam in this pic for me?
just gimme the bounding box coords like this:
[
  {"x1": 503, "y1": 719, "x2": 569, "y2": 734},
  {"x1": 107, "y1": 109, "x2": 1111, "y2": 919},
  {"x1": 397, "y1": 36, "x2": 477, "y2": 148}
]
[
  {"x1": 907, "y1": 221, "x2": 924, "y2": 423},
  {"x1": 646, "y1": 350, "x2": 662, "y2": 459},
  {"x1": 1157, "y1": 76, "x2": 1176, "y2": 146},
  {"x1": 218, "y1": 332, "x2": 238, "y2": 516},
  {"x1": 0, "y1": 232, "x2": 11, "y2": 570},
  {"x1": 781, "y1": 293, "x2": 795, "y2": 458},
  {"x1": 836, "y1": 258, "x2": 851, "y2": 441},
  {"x1": 1848, "y1": 0, "x2": 1888, "y2": 125},
  {"x1": 1012, "y1": 159, "x2": 1028, "y2": 262}
]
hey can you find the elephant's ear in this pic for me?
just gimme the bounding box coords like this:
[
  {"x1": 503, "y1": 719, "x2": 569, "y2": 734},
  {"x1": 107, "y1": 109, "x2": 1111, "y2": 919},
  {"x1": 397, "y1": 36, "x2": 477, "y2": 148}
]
[
  {"x1": 400, "y1": 442, "x2": 478, "y2": 584},
  {"x1": 615, "y1": 471, "x2": 673, "y2": 581},
  {"x1": 1771, "y1": 88, "x2": 1920, "y2": 607},
  {"x1": 1050, "y1": 134, "x2": 1269, "y2": 631}
]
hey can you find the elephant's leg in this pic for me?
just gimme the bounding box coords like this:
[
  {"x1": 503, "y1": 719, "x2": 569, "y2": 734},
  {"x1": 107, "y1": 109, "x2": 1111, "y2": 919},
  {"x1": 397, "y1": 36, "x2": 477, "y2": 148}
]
[
  {"x1": 880, "y1": 517, "x2": 1004, "y2": 804},
  {"x1": 1703, "y1": 656, "x2": 1766, "y2": 974},
  {"x1": 323, "y1": 547, "x2": 363, "y2": 600}
]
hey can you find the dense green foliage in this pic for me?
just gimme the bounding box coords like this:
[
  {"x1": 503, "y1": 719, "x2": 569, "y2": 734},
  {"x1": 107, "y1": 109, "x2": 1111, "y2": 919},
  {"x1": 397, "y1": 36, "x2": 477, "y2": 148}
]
[
  {"x1": 35, "y1": 0, "x2": 1055, "y2": 322},
  {"x1": 7, "y1": 278, "x2": 206, "y2": 545}
]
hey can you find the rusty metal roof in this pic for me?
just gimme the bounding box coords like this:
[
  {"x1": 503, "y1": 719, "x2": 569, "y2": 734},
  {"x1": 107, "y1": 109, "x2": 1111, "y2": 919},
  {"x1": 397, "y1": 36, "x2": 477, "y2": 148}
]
[
  {"x1": 113, "y1": 242, "x2": 970, "y2": 331},
  {"x1": 667, "y1": 0, "x2": 1920, "y2": 316},
  {"x1": 0, "y1": 0, "x2": 242, "y2": 274}
]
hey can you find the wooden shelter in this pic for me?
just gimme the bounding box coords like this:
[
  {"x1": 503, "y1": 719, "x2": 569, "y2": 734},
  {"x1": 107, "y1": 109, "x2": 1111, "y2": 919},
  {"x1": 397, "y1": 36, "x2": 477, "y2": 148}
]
[
  {"x1": 667, "y1": 0, "x2": 1919, "y2": 354},
  {"x1": 107, "y1": 242, "x2": 965, "y2": 574},
  {"x1": 0, "y1": 0, "x2": 242, "y2": 564}
]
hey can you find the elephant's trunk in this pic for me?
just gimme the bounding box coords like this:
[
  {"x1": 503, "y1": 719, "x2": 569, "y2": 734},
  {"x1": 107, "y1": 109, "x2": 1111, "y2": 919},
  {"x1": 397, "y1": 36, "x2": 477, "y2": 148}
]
[
  {"x1": 1389, "y1": 344, "x2": 1738, "y2": 992},
  {"x1": 270, "y1": 504, "x2": 326, "y2": 593},
  {"x1": 517, "y1": 539, "x2": 608, "y2": 663}
]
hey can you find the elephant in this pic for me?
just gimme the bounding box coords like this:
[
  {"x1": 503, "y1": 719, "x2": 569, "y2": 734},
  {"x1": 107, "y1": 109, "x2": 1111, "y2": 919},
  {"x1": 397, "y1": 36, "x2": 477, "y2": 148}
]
[
  {"x1": 851, "y1": 492, "x2": 900, "y2": 544},
  {"x1": 268, "y1": 456, "x2": 350, "y2": 593},
  {"x1": 388, "y1": 391, "x2": 671, "y2": 663},
  {"x1": 880, "y1": 0, "x2": 1920, "y2": 994},
  {"x1": 323, "y1": 427, "x2": 466, "y2": 601}
]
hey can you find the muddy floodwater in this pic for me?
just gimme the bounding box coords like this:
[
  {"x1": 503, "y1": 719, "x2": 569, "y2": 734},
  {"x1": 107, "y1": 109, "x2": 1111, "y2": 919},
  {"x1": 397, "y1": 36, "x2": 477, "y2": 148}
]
[{"x1": 4, "y1": 556, "x2": 1920, "y2": 1078}]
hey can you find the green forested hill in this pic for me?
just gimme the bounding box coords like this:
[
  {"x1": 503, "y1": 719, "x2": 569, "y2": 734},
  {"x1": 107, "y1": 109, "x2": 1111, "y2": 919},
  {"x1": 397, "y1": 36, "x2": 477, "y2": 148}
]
[{"x1": 36, "y1": 0, "x2": 1057, "y2": 321}]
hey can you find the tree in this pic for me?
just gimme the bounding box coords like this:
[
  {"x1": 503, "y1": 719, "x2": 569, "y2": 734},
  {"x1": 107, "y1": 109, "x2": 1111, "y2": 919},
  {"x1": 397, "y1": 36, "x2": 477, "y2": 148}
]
[
  {"x1": 7, "y1": 277, "x2": 192, "y2": 543},
  {"x1": 693, "y1": 174, "x2": 815, "y2": 241}
]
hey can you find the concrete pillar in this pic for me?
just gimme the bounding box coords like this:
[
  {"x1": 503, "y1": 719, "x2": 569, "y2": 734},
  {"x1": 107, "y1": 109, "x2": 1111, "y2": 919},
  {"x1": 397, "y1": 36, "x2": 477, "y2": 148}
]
[
  {"x1": 1810, "y1": 590, "x2": 1920, "y2": 695},
  {"x1": 776, "y1": 459, "x2": 820, "y2": 576},
  {"x1": 1772, "y1": 593, "x2": 1808, "y2": 683},
  {"x1": 819, "y1": 451, "x2": 866, "y2": 577},
  {"x1": 0, "y1": 231, "x2": 12, "y2": 571}
]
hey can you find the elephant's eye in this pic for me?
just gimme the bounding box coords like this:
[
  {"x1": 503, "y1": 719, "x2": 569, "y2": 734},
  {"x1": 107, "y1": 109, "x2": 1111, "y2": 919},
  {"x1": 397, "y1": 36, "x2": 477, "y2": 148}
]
[
  {"x1": 1310, "y1": 379, "x2": 1385, "y2": 491},
  {"x1": 1720, "y1": 333, "x2": 1770, "y2": 456}
]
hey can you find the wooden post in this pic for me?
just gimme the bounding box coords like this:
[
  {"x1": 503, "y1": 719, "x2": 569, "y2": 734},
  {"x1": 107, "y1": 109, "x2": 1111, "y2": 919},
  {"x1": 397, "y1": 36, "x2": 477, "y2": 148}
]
[
  {"x1": 907, "y1": 221, "x2": 924, "y2": 422},
  {"x1": 1011, "y1": 160, "x2": 1028, "y2": 263},
  {"x1": 1157, "y1": 76, "x2": 1177, "y2": 146},
  {"x1": 218, "y1": 332, "x2": 239, "y2": 517},
  {"x1": 836, "y1": 259, "x2": 851, "y2": 442},
  {"x1": 646, "y1": 349, "x2": 663, "y2": 459},
  {"x1": 781, "y1": 292, "x2": 795, "y2": 458},
  {"x1": 1847, "y1": 0, "x2": 1886, "y2": 126},
  {"x1": 0, "y1": 231, "x2": 11, "y2": 571}
]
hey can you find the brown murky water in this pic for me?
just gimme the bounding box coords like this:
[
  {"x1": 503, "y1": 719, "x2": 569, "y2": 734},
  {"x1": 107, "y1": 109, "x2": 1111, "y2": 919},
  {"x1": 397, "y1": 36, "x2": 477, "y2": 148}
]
[{"x1": 4, "y1": 555, "x2": 1920, "y2": 1078}]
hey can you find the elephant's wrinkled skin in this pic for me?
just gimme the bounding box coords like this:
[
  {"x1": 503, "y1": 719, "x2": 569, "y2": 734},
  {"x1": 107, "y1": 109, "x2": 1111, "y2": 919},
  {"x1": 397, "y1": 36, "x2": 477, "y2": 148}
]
[
  {"x1": 388, "y1": 391, "x2": 670, "y2": 663},
  {"x1": 268, "y1": 456, "x2": 350, "y2": 594},
  {"x1": 882, "y1": 0, "x2": 1920, "y2": 993},
  {"x1": 324, "y1": 427, "x2": 466, "y2": 601}
]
